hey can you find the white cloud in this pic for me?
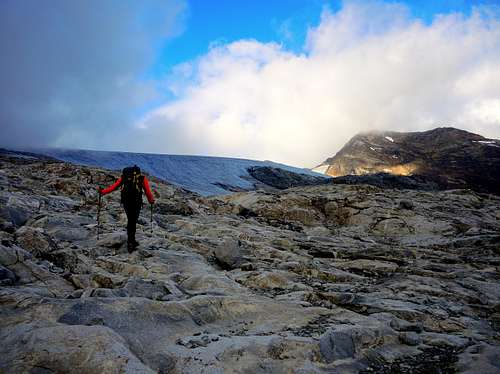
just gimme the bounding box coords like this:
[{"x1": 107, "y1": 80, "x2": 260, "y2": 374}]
[{"x1": 138, "y1": 1, "x2": 500, "y2": 167}]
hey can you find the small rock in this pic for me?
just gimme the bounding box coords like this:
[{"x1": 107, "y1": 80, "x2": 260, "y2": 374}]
[
  {"x1": 124, "y1": 277, "x2": 171, "y2": 300},
  {"x1": 366, "y1": 344, "x2": 421, "y2": 365},
  {"x1": 0, "y1": 244, "x2": 32, "y2": 266},
  {"x1": 156, "y1": 200, "x2": 194, "y2": 216},
  {"x1": 97, "y1": 232, "x2": 127, "y2": 248},
  {"x1": 399, "y1": 200, "x2": 414, "y2": 210},
  {"x1": 51, "y1": 227, "x2": 89, "y2": 242},
  {"x1": 91, "y1": 288, "x2": 129, "y2": 298},
  {"x1": 0, "y1": 220, "x2": 15, "y2": 233},
  {"x1": 67, "y1": 289, "x2": 84, "y2": 299},
  {"x1": 48, "y1": 249, "x2": 92, "y2": 274},
  {"x1": 399, "y1": 332, "x2": 421, "y2": 346},
  {"x1": 240, "y1": 262, "x2": 255, "y2": 271},
  {"x1": 70, "y1": 274, "x2": 92, "y2": 289},
  {"x1": 136, "y1": 249, "x2": 153, "y2": 258},
  {"x1": 278, "y1": 261, "x2": 300, "y2": 271},
  {"x1": 90, "y1": 271, "x2": 124, "y2": 289},
  {"x1": 421, "y1": 332, "x2": 470, "y2": 350},
  {"x1": 0, "y1": 205, "x2": 30, "y2": 227},
  {"x1": 0, "y1": 264, "x2": 16, "y2": 285},
  {"x1": 390, "y1": 318, "x2": 423, "y2": 333},
  {"x1": 245, "y1": 271, "x2": 290, "y2": 289}
]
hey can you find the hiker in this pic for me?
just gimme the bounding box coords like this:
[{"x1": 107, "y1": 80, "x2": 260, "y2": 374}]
[{"x1": 98, "y1": 165, "x2": 155, "y2": 252}]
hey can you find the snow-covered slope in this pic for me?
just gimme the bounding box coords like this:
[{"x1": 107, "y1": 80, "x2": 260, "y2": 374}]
[{"x1": 20, "y1": 148, "x2": 324, "y2": 196}]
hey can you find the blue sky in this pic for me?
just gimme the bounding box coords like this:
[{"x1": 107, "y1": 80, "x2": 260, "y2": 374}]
[
  {"x1": 153, "y1": 0, "x2": 329, "y2": 74},
  {"x1": 151, "y1": 0, "x2": 499, "y2": 77}
]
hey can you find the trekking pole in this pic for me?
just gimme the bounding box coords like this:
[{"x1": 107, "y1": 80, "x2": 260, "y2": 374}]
[
  {"x1": 150, "y1": 203, "x2": 153, "y2": 235},
  {"x1": 97, "y1": 191, "x2": 102, "y2": 240}
]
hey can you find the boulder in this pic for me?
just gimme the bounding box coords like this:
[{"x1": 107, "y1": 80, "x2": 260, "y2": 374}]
[
  {"x1": 15, "y1": 226, "x2": 57, "y2": 258},
  {"x1": 244, "y1": 271, "x2": 291, "y2": 290},
  {"x1": 213, "y1": 238, "x2": 244, "y2": 270},
  {"x1": 0, "y1": 205, "x2": 30, "y2": 227},
  {"x1": 90, "y1": 270, "x2": 125, "y2": 289},
  {"x1": 47, "y1": 248, "x2": 93, "y2": 274},
  {"x1": 124, "y1": 277, "x2": 172, "y2": 301},
  {"x1": 97, "y1": 232, "x2": 127, "y2": 248},
  {"x1": 50, "y1": 227, "x2": 90, "y2": 242},
  {"x1": 399, "y1": 200, "x2": 414, "y2": 210},
  {"x1": 398, "y1": 332, "x2": 421, "y2": 346},
  {"x1": 156, "y1": 200, "x2": 194, "y2": 216},
  {"x1": 421, "y1": 332, "x2": 469, "y2": 350},
  {"x1": 181, "y1": 273, "x2": 242, "y2": 294},
  {"x1": 390, "y1": 318, "x2": 423, "y2": 333},
  {"x1": 0, "y1": 244, "x2": 32, "y2": 266},
  {"x1": 319, "y1": 325, "x2": 387, "y2": 363},
  {"x1": 456, "y1": 343, "x2": 500, "y2": 374},
  {"x1": 0, "y1": 324, "x2": 155, "y2": 373},
  {"x1": 319, "y1": 329, "x2": 356, "y2": 363}
]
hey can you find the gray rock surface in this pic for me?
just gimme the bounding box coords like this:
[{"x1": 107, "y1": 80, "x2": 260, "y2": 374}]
[{"x1": 0, "y1": 154, "x2": 499, "y2": 373}]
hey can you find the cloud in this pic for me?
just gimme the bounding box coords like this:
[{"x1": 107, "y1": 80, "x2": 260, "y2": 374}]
[
  {"x1": 0, "y1": 0, "x2": 186, "y2": 150},
  {"x1": 138, "y1": 1, "x2": 500, "y2": 167}
]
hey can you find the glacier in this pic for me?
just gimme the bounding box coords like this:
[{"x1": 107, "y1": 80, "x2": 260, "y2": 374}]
[{"x1": 9, "y1": 148, "x2": 325, "y2": 196}]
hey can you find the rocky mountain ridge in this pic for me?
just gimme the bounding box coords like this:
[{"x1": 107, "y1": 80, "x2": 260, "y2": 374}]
[
  {"x1": 315, "y1": 127, "x2": 500, "y2": 195},
  {"x1": 1, "y1": 154, "x2": 499, "y2": 373}
]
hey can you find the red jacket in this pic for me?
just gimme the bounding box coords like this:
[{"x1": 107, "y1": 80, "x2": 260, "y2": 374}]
[{"x1": 100, "y1": 176, "x2": 155, "y2": 204}]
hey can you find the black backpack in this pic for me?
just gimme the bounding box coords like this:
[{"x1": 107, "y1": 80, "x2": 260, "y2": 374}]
[{"x1": 120, "y1": 165, "x2": 143, "y2": 204}]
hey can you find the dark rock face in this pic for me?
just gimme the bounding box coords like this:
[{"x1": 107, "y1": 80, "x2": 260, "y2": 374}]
[
  {"x1": 332, "y1": 172, "x2": 442, "y2": 191},
  {"x1": 248, "y1": 166, "x2": 329, "y2": 190},
  {"x1": 318, "y1": 127, "x2": 500, "y2": 195}
]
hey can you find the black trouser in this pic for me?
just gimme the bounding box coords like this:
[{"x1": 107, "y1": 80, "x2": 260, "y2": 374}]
[{"x1": 123, "y1": 200, "x2": 141, "y2": 244}]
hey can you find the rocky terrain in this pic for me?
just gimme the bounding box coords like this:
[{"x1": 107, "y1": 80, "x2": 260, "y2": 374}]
[
  {"x1": 1, "y1": 153, "x2": 500, "y2": 373},
  {"x1": 315, "y1": 127, "x2": 500, "y2": 195}
]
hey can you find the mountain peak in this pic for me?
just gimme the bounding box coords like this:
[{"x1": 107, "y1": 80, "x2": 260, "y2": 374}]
[{"x1": 316, "y1": 127, "x2": 500, "y2": 195}]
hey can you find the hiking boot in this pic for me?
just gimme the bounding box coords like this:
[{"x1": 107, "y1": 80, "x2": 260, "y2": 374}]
[
  {"x1": 127, "y1": 242, "x2": 136, "y2": 253},
  {"x1": 133, "y1": 240, "x2": 139, "y2": 248}
]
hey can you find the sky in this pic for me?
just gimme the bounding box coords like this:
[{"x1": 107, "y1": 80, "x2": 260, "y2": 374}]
[{"x1": 1, "y1": 0, "x2": 500, "y2": 167}]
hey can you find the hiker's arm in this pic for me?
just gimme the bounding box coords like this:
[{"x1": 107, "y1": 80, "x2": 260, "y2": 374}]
[
  {"x1": 143, "y1": 177, "x2": 155, "y2": 204},
  {"x1": 100, "y1": 177, "x2": 122, "y2": 195}
]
